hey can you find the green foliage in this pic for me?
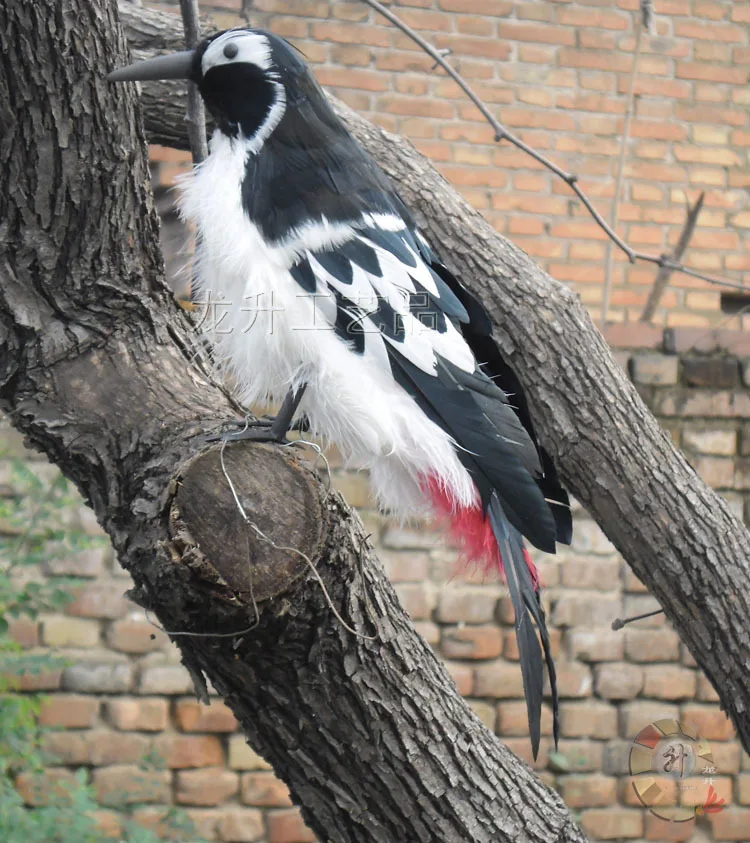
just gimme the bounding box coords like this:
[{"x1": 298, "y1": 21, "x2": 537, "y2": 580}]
[{"x1": 0, "y1": 460, "x2": 204, "y2": 841}]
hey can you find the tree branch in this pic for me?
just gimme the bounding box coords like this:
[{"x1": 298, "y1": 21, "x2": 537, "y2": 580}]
[
  {"x1": 640, "y1": 191, "x2": 706, "y2": 323},
  {"x1": 123, "y1": 3, "x2": 750, "y2": 752}
]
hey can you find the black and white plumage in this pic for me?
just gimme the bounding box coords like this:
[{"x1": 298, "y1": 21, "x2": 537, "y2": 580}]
[{"x1": 109, "y1": 27, "x2": 572, "y2": 758}]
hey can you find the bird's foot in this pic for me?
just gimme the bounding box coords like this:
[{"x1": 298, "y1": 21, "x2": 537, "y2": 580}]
[{"x1": 203, "y1": 416, "x2": 288, "y2": 444}]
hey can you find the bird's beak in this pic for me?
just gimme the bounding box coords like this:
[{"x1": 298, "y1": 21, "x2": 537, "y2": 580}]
[{"x1": 107, "y1": 50, "x2": 195, "y2": 83}]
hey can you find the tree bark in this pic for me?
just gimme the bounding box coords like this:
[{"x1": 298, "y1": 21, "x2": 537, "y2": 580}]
[
  {"x1": 0, "y1": 2, "x2": 588, "y2": 842},
  {"x1": 119, "y1": 4, "x2": 750, "y2": 751}
]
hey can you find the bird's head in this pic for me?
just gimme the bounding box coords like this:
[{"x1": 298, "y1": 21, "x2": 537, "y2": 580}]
[{"x1": 108, "y1": 28, "x2": 306, "y2": 147}]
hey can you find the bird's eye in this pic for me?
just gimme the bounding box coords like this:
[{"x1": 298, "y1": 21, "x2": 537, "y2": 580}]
[{"x1": 223, "y1": 42, "x2": 238, "y2": 59}]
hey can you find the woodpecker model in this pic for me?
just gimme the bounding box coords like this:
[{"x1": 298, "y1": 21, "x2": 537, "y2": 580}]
[{"x1": 109, "y1": 28, "x2": 572, "y2": 758}]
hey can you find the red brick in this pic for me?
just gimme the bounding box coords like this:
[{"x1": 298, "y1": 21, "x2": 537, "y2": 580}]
[
  {"x1": 710, "y1": 808, "x2": 750, "y2": 841},
  {"x1": 107, "y1": 697, "x2": 168, "y2": 731},
  {"x1": 242, "y1": 772, "x2": 293, "y2": 807},
  {"x1": 176, "y1": 768, "x2": 240, "y2": 806},
  {"x1": 311, "y1": 22, "x2": 390, "y2": 47},
  {"x1": 15, "y1": 769, "x2": 79, "y2": 806},
  {"x1": 442, "y1": 625, "x2": 504, "y2": 659},
  {"x1": 581, "y1": 808, "x2": 643, "y2": 839},
  {"x1": 595, "y1": 663, "x2": 643, "y2": 700},
  {"x1": 154, "y1": 734, "x2": 226, "y2": 768},
  {"x1": 267, "y1": 808, "x2": 316, "y2": 843},
  {"x1": 560, "y1": 701, "x2": 618, "y2": 739},
  {"x1": 217, "y1": 808, "x2": 265, "y2": 842},
  {"x1": 625, "y1": 628, "x2": 681, "y2": 662},
  {"x1": 681, "y1": 705, "x2": 736, "y2": 741},
  {"x1": 176, "y1": 698, "x2": 239, "y2": 733},
  {"x1": 93, "y1": 765, "x2": 170, "y2": 805},
  {"x1": 438, "y1": 0, "x2": 513, "y2": 16},
  {"x1": 560, "y1": 774, "x2": 618, "y2": 808},
  {"x1": 642, "y1": 665, "x2": 697, "y2": 700},
  {"x1": 434, "y1": 33, "x2": 512, "y2": 61},
  {"x1": 66, "y1": 583, "x2": 130, "y2": 619},
  {"x1": 38, "y1": 693, "x2": 99, "y2": 728},
  {"x1": 106, "y1": 617, "x2": 168, "y2": 654},
  {"x1": 497, "y1": 701, "x2": 555, "y2": 736},
  {"x1": 86, "y1": 731, "x2": 150, "y2": 766}
]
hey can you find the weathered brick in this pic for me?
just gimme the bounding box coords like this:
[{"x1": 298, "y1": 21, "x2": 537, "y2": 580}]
[
  {"x1": 581, "y1": 807, "x2": 643, "y2": 839},
  {"x1": 441, "y1": 625, "x2": 503, "y2": 659},
  {"x1": 39, "y1": 693, "x2": 99, "y2": 728},
  {"x1": 107, "y1": 697, "x2": 169, "y2": 731},
  {"x1": 474, "y1": 661, "x2": 525, "y2": 698},
  {"x1": 556, "y1": 740, "x2": 604, "y2": 772},
  {"x1": 444, "y1": 661, "x2": 474, "y2": 696},
  {"x1": 625, "y1": 628, "x2": 681, "y2": 662},
  {"x1": 7, "y1": 616, "x2": 39, "y2": 648},
  {"x1": 680, "y1": 775, "x2": 733, "y2": 807},
  {"x1": 682, "y1": 427, "x2": 738, "y2": 456},
  {"x1": 561, "y1": 556, "x2": 620, "y2": 590},
  {"x1": 568, "y1": 628, "x2": 624, "y2": 662},
  {"x1": 93, "y1": 765, "x2": 170, "y2": 805},
  {"x1": 555, "y1": 662, "x2": 593, "y2": 699},
  {"x1": 560, "y1": 774, "x2": 618, "y2": 808},
  {"x1": 139, "y1": 664, "x2": 194, "y2": 695},
  {"x1": 642, "y1": 665, "x2": 697, "y2": 700},
  {"x1": 44, "y1": 546, "x2": 108, "y2": 578},
  {"x1": 620, "y1": 701, "x2": 680, "y2": 740},
  {"x1": 42, "y1": 616, "x2": 99, "y2": 647},
  {"x1": 709, "y1": 808, "x2": 750, "y2": 841},
  {"x1": 15, "y1": 768, "x2": 80, "y2": 806},
  {"x1": 107, "y1": 618, "x2": 168, "y2": 653},
  {"x1": 176, "y1": 768, "x2": 240, "y2": 806},
  {"x1": 553, "y1": 593, "x2": 622, "y2": 628},
  {"x1": 176, "y1": 698, "x2": 238, "y2": 732},
  {"x1": 90, "y1": 810, "x2": 123, "y2": 839},
  {"x1": 436, "y1": 587, "x2": 500, "y2": 624},
  {"x1": 560, "y1": 701, "x2": 618, "y2": 739},
  {"x1": 468, "y1": 699, "x2": 496, "y2": 731},
  {"x1": 241, "y1": 772, "x2": 293, "y2": 807},
  {"x1": 266, "y1": 808, "x2": 316, "y2": 843},
  {"x1": 66, "y1": 583, "x2": 130, "y2": 619},
  {"x1": 738, "y1": 774, "x2": 750, "y2": 804},
  {"x1": 63, "y1": 661, "x2": 133, "y2": 693},
  {"x1": 228, "y1": 736, "x2": 273, "y2": 771},
  {"x1": 630, "y1": 353, "x2": 679, "y2": 385},
  {"x1": 154, "y1": 734, "x2": 225, "y2": 768},
  {"x1": 595, "y1": 663, "x2": 644, "y2": 700},
  {"x1": 681, "y1": 704, "x2": 736, "y2": 741},
  {"x1": 42, "y1": 731, "x2": 90, "y2": 765},
  {"x1": 497, "y1": 700, "x2": 554, "y2": 736}
]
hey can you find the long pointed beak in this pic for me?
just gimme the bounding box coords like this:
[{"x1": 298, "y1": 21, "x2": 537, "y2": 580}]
[{"x1": 107, "y1": 50, "x2": 195, "y2": 83}]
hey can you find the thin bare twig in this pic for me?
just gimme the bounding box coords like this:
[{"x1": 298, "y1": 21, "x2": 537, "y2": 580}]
[
  {"x1": 358, "y1": 0, "x2": 747, "y2": 295},
  {"x1": 640, "y1": 191, "x2": 705, "y2": 322},
  {"x1": 179, "y1": 0, "x2": 208, "y2": 164},
  {"x1": 602, "y1": 21, "x2": 644, "y2": 323}
]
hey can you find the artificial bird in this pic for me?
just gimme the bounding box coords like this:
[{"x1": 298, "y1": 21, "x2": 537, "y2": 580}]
[{"x1": 108, "y1": 27, "x2": 572, "y2": 758}]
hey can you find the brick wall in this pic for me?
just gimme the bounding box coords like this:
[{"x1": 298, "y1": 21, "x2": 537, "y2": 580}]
[
  {"x1": 3, "y1": 327, "x2": 750, "y2": 842},
  {"x1": 150, "y1": 0, "x2": 749, "y2": 326}
]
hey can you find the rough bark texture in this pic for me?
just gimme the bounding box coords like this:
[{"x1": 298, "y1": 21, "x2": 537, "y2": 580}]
[
  {"x1": 0, "y1": 2, "x2": 589, "y2": 842},
  {"x1": 120, "y1": 4, "x2": 750, "y2": 751}
]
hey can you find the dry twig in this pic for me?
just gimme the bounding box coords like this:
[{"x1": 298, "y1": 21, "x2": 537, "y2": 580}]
[
  {"x1": 640, "y1": 191, "x2": 705, "y2": 323},
  {"x1": 602, "y1": 20, "x2": 644, "y2": 323},
  {"x1": 179, "y1": 0, "x2": 208, "y2": 164}
]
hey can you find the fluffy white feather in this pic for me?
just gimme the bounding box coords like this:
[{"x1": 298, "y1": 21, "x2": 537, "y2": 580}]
[{"x1": 178, "y1": 132, "x2": 478, "y2": 515}]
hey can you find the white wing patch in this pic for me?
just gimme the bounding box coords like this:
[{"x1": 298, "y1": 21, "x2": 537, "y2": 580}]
[{"x1": 295, "y1": 225, "x2": 475, "y2": 378}]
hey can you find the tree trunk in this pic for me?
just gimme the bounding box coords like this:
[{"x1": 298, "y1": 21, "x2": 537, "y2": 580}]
[
  {"x1": 0, "y1": 2, "x2": 588, "y2": 842},
  {"x1": 118, "y1": 3, "x2": 750, "y2": 755}
]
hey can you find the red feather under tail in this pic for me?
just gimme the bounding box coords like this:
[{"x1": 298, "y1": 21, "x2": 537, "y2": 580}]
[{"x1": 423, "y1": 475, "x2": 540, "y2": 589}]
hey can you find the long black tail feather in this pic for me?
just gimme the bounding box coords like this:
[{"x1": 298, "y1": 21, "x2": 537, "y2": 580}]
[{"x1": 488, "y1": 492, "x2": 560, "y2": 759}]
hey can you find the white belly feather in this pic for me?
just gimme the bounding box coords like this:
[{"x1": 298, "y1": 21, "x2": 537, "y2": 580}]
[{"x1": 178, "y1": 133, "x2": 477, "y2": 516}]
